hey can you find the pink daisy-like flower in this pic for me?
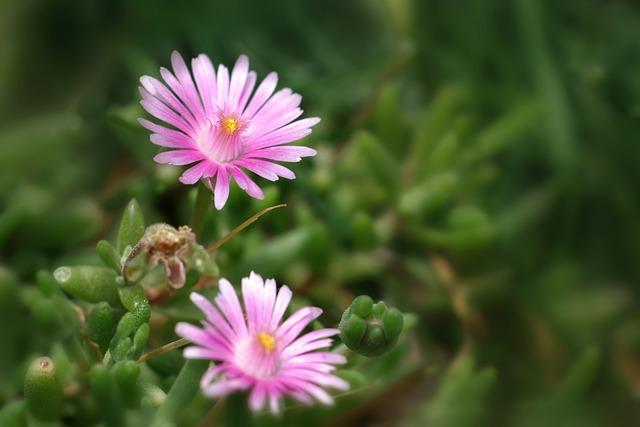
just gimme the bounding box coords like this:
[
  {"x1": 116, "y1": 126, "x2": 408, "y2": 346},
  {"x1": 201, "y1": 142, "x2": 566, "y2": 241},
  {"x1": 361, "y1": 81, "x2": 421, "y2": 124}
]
[
  {"x1": 138, "y1": 52, "x2": 319, "y2": 209},
  {"x1": 175, "y1": 272, "x2": 349, "y2": 413}
]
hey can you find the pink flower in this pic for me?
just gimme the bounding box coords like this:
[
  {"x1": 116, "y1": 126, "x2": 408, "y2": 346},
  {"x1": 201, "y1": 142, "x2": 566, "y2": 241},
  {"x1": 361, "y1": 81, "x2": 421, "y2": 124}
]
[
  {"x1": 175, "y1": 272, "x2": 349, "y2": 413},
  {"x1": 138, "y1": 52, "x2": 319, "y2": 209}
]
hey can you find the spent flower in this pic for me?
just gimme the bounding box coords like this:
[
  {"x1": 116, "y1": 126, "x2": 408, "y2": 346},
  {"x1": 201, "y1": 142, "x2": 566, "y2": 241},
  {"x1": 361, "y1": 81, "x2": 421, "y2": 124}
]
[{"x1": 122, "y1": 223, "x2": 196, "y2": 289}]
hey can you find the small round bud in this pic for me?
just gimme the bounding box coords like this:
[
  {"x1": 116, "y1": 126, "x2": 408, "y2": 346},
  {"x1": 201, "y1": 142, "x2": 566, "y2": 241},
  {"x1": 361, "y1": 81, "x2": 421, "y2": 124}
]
[
  {"x1": 339, "y1": 295, "x2": 405, "y2": 358},
  {"x1": 24, "y1": 357, "x2": 63, "y2": 421}
]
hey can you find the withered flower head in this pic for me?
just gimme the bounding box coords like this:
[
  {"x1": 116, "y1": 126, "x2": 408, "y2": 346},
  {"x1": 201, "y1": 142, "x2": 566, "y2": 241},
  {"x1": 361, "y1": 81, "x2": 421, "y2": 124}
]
[{"x1": 122, "y1": 223, "x2": 196, "y2": 289}]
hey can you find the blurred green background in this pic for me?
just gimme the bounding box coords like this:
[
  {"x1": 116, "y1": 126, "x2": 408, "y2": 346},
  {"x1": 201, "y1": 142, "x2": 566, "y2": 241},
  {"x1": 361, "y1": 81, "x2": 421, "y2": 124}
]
[{"x1": 1, "y1": 0, "x2": 640, "y2": 425}]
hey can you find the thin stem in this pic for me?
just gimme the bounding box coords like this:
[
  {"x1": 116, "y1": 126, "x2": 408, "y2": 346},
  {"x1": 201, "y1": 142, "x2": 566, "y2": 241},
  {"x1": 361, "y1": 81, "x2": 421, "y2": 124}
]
[
  {"x1": 137, "y1": 338, "x2": 190, "y2": 363},
  {"x1": 207, "y1": 204, "x2": 287, "y2": 254},
  {"x1": 190, "y1": 182, "x2": 211, "y2": 235}
]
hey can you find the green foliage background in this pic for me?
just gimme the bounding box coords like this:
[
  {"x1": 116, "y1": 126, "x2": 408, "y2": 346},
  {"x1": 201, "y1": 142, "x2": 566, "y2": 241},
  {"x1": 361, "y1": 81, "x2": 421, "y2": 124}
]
[{"x1": 1, "y1": 0, "x2": 640, "y2": 425}]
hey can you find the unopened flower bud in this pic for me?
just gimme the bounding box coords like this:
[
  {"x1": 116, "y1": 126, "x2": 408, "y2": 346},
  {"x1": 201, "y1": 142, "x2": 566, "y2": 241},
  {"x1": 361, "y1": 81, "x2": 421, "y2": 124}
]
[{"x1": 339, "y1": 295, "x2": 404, "y2": 357}]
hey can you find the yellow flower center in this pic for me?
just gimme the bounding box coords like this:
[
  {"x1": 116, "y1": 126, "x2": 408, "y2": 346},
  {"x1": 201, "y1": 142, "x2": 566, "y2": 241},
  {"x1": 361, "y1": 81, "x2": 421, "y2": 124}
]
[
  {"x1": 258, "y1": 332, "x2": 276, "y2": 352},
  {"x1": 222, "y1": 117, "x2": 239, "y2": 134}
]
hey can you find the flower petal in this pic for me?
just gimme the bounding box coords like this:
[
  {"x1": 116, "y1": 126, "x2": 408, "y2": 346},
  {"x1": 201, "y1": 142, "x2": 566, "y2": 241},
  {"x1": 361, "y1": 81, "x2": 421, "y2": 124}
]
[
  {"x1": 216, "y1": 64, "x2": 230, "y2": 108},
  {"x1": 228, "y1": 165, "x2": 264, "y2": 199},
  {"x1": 154, "y1": 150, "x2": 204, "y2": 165},
  {"x1": 237, "y1": 71, "x2": 257, "y2": 113},
  {"x1": 179, "y1": 160, "x2": 212, "y2": 184},
  {"x1": 247, "y1": 146, "x2": 317, "y2": 162},
  {"x1": 243, "y1": 71, "x2": 278, "y2": 118},
  {"x1": 270, "y1": 284, "x2": 293, "y2": 330},
  {"x1": 213, "y1": 166, "x2": 230, "y2": 210},
  {"x1": 228, "y1": 55, "x2": 249, "y2": 110},
  {"x1": 192, "y1": 54, "x2": 217, "y2": 117},
  {"x1": 171, "y1": 50, "x2": 205, "y2": 118}
]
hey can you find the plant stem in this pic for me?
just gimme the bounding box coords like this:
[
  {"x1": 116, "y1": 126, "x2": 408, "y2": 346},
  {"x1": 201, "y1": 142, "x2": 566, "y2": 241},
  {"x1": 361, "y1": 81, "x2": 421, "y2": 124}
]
[
  {"x1": 137, "y1": 337, "x2": 190, "y2": 363},
  {"x1": 207, "y1": 204, "x2": 287, "y2": 254},
  {"x1": 190, "y1": 182, "x2": 211, "y2": 236}
]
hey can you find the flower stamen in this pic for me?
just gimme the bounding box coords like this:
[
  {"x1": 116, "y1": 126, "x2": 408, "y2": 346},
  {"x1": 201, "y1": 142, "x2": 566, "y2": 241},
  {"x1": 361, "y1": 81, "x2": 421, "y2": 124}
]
[
  {"x1": 258, "y1": 332, "x2": 276, "y2": 352},
  {"x1": 222, "y1": 117, "x2": 239, "y2": 135}
]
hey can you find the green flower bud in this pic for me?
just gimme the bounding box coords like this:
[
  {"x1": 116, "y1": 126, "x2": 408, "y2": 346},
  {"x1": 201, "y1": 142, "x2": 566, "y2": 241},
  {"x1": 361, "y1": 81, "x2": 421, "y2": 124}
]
[
  {"x1": 97, "y1": 240, "x2": 121, "y2": 271},
  {"x1": 89, "y1": 365, "x2": 124, "y2": 427},
  {"x1": 116, "y1": 199, "x2": 146, "y2": 255},
  {"x1": 339, "y1": 295, "x2": 405, "y2": 357},
  {"x1": 24, "y1": 357, "x2": 63, "y2": 421},
  {"x1": 88, "y1": 302, "x2": 114, "y2": 353},
  {"x1": 54, "y1": 266, "x2": 121, "y2": 307}
]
